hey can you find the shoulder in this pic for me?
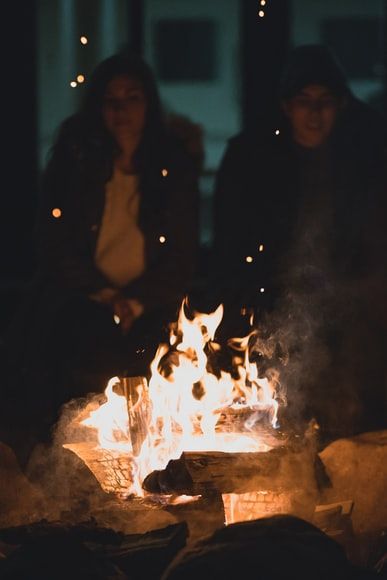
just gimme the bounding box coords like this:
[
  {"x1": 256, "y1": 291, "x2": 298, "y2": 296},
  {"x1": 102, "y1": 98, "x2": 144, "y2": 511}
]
[
  {"x1": 161, "y1": 130, "x2": 199, "y2": 176},
  {"x1": 339, "y1": 97, "x2": 387, "y2": 147},
  {"x1": 52, "y1": 114, "x2": 85, "y2": 149},
  {"x1": 165, "y1": 113, "x2": 204, "y2": 174},
  {"x1": 219, "y1": 132, "x2": 254, "y2": 167},
  {"x1": 45, "y1": 114, "x2": 87, "y2": 168},
  {"x1": 46, "y1": 114, "x2": 114, "y2": 183},
  {"x1": 220, "y1": 125, "x2": 291, "y2": 166},
  {"x1": 224, "y1": 131, "x2": 256, "y2": 154},
  {"x1": 52, "y1": 114, "x2": 113, "y2": 157}
]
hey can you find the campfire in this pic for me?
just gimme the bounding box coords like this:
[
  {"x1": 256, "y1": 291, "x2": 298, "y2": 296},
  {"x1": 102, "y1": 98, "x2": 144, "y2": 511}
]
[
  {"x1": 63, "y1": 299, "x2": 318, "y2": 525},
  {"x1": 1, "y1": 300, "x2": 386, "y2": 577}
]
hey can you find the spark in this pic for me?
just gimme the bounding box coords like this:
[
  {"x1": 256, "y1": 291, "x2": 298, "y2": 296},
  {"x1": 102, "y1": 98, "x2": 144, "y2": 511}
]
[{"x1": 52, "y1": 208, "x2": 61, "y2": 218}]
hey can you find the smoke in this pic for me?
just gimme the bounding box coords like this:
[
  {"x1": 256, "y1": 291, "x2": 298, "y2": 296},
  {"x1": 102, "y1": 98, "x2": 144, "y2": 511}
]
[
  {"x1": 250, "y1": 202, "x2": 384, "y2": 442},
  {"x1": 22, "y1": 393, "x2": 109, "y2": 523}
]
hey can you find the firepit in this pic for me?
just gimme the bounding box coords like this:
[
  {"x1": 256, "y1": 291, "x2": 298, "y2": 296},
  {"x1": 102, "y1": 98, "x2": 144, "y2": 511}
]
[
  {"x1": 1, "y1": 300, "x2": 386, "y2": 576},
  {"x1": 61, "y1": 300, "x2": 320, "y2": 533}
]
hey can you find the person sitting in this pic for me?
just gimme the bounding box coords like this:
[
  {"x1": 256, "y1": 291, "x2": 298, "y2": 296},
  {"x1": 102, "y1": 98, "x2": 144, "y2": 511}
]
[
  {"x1": 211, "y1": 44, "x2": 387, "y2": 439},
  {"x1": 3, "y1": 50, "x2": 200, "y2": 461}
]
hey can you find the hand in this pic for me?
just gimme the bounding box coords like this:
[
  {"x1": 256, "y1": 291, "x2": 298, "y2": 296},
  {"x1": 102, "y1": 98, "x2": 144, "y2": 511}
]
[{"x1": 112, "y1": 296, "x2": 135, "y2": 335}]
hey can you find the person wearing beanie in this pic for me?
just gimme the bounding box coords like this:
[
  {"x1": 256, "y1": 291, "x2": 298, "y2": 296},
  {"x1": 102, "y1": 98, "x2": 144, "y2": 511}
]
[
  {"x1": 279, "y1": 44, "x2": 349, "y2": 149},
  {"x1": 211, "y1": 44, "x2": 387, "y2": 440}
]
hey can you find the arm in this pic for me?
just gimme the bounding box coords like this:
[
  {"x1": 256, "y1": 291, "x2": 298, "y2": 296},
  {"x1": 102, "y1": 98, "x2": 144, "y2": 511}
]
[{"x1": 35, "y1": 119, "x2": 111, "y2": 294}]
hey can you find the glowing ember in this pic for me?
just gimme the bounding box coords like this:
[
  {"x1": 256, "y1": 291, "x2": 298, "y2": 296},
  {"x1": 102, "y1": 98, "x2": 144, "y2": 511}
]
[
  {"x1": 64, "y1": 300, "x2": 284, "y2": 498},
  {"x1": 223, "y1": 490, "x2": 294, "y2": 525}
]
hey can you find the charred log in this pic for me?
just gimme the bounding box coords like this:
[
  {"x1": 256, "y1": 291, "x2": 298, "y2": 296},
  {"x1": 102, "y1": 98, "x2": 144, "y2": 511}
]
[{"x1": 143, "y1": 439, "x2": 318, "y2": 497}]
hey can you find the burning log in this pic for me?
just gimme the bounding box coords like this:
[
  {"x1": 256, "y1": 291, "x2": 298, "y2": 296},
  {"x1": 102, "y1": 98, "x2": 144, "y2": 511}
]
[
  {"x1": 144, "y1": 448, "x2": 283, "y2": 495},
  {"x1": 63, "y1": 442, "x2": 135, "y2": 497},
  {"x1": 143, "y1": 438, "x2": 319, "y2": 497},
  {"x1": 121, "y1": 376, "x2": 150, "y2": 457}
]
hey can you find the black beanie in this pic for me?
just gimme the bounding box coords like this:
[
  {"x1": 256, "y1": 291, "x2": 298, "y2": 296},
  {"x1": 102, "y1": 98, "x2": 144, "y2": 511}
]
[{"x1": 279, "y1": 44, "x2": 351, "y2": 100}]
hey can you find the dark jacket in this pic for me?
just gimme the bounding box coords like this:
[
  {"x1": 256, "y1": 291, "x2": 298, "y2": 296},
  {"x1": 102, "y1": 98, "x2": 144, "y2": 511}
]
[
  {"x1": 35, "y1": 115, "x2": 200, "y2": 314},
  {"x1": 4, "y1": 116, "x2": 200, "y2": 384},
  {"x1": 211, "y1": 97, "x2": 387, "y2": 314}
]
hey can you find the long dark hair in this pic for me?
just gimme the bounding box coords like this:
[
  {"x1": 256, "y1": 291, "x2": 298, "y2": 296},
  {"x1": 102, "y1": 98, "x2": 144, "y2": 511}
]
[
  {"x1": 52, "y1": 51, "x2": 167, "y2": 181},
  {"x1": 43, "y1": 50, "x2": 173, "y2": 215},
  {"x1": 79, "y1": 50, "x2": 166, "y2": 173},
  {"x1": 80, "y1": 51, "x2": 164, "y2": 163}
]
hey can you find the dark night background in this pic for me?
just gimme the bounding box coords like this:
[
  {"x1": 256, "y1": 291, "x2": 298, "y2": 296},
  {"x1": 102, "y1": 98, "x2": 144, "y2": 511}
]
[{"x1": 0, "y1": 0, "x2": 386, "y2": 338}]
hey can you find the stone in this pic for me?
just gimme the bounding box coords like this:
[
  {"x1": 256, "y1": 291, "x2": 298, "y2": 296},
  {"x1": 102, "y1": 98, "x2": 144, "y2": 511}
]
[{"x1": 319, "y1": 430, "x2": 387, "y2": 534}]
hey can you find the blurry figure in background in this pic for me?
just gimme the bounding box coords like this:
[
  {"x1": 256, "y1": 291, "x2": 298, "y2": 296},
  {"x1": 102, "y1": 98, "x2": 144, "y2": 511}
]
[
  {"x1": 211, "y1": 44, "x2": 387, "y2": 439},
  {"x1": 3, "y1": 51, "x2": 200, "y2": 461}
]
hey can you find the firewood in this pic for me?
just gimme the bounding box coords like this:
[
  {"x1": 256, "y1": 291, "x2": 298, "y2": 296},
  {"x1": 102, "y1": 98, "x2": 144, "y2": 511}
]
[
  {"x1": 63, "y1": 442, "x2": 135, "y2": 497},
  {"x1": 143, "y1": 442, "x2": 317, "y2": 495},
  {"x1": 121, "y1": 376, "x2": 150, "y2": 456}
]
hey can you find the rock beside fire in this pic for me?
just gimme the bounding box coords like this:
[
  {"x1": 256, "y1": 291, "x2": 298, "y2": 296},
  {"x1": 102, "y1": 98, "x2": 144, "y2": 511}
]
[
  {"x1": 26, "y1": 443, "x2": 178, "y2": 536},
  {"x1": 0, "y1": 442, "x2": 45, "y2": 527},
  {"x1": 162, "y1": 515, "x2": 360, "y2": 580},
  {"x1": 319, "y1": 430, "x2": 387, "y2": 534}
]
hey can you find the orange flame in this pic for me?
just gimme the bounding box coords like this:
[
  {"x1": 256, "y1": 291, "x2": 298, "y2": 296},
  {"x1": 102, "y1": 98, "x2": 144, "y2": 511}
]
[{"x1": 69, "y1": 300, "x2": 282, "y2": 496}]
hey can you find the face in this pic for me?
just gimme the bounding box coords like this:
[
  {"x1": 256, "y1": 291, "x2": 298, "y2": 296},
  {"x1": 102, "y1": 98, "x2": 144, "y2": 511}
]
[
  {"x1": 283, "y1": 85, "x2": 342, "y2": 148},
  {"x1": 102, "y1": 74, "x2": 147, "y2": 144}
]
